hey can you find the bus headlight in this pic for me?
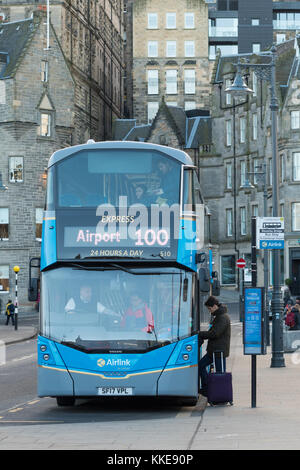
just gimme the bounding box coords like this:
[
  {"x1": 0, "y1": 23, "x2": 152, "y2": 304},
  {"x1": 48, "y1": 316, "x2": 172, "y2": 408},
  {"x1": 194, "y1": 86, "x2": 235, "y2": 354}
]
[
  {"x1": 185, "y1": 344, "x2": 192, "y2": 352},
  {"x1": 182, "y1": 354, "x2": 189, "y2": 361},
  {"x1": 43, "y1": 354, "x2": 50, "y2": 361}
]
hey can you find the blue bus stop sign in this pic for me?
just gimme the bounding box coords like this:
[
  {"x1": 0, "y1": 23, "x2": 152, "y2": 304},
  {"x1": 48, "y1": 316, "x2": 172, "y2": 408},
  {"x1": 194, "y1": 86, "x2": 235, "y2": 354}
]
[{"x1": 243, "y1": 287, "x2": 266, "y2": 355}]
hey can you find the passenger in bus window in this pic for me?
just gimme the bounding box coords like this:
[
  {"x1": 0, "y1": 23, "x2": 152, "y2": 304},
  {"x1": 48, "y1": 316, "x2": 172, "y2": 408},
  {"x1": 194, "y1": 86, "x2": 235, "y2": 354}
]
[
  {"x1": 121, "y1": 293, "x2": 154, "y2": 332},
  {"x1": 133, "y1": 184, "x2": 151, "y2": 206},
  {"x1": 155, "y1": 161, "x2": 178, "y2": 204}
]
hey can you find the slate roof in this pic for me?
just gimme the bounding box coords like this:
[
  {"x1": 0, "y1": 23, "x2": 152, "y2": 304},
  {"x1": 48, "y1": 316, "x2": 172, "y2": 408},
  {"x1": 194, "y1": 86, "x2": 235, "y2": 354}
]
[
  {"x1": 0, "y1": 18, "x2": 38, "y2": 79},
  {"x1": 113, "y1": 102, "x2": 212, "y2": 150}
]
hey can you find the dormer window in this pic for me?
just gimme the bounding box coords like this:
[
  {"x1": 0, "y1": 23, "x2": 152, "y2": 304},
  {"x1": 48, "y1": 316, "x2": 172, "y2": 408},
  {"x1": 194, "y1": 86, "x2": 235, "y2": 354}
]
[{"x1": 41, "y1": 60, "x2": 48, "y2": 82}]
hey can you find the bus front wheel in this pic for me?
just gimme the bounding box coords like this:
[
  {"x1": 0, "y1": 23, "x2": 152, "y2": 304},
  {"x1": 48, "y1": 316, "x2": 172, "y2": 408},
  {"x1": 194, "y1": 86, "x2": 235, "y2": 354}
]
[{"x1": 56, "y1": 396, "x2": 75, "y2": 407}]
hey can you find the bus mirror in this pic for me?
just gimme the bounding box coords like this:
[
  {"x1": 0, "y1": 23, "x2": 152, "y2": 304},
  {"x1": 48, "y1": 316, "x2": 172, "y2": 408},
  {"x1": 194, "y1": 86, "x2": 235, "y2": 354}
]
[
  {"x1": 183, "y1": 278, "x2": 188, "y2": 302},
  {"x1": 199, "y1": 268, "x2": 210, "y2": 293},
  {"x1": 212, "y1": 279, "x2": 220, "y2": 297},
  {"x1": 28, "y1": 278, "x2": 38, "y2": 302}
]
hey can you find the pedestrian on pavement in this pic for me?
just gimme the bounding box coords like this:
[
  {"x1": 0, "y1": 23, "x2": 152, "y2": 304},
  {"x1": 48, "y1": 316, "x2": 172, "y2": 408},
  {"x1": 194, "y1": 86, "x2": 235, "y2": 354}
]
[
  {"x1": 5, "y1": 299, "x2": 15, "y2": 326},
  {"x1": 198, "y1": 295, "x2": 231, "y2": 397}
]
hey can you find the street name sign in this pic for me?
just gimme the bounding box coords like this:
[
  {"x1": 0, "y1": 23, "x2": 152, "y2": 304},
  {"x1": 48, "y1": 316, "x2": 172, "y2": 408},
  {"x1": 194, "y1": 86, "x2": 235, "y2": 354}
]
[{"x1": 256, "y1": 217, "x2": 284, "y2": 249}]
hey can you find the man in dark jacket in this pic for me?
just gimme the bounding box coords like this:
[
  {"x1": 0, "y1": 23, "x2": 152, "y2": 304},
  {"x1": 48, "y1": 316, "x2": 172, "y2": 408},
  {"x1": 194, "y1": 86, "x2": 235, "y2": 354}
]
[
  {"x1": 198, "y1": 296, "x2": 231, "y2": 397},
  {"x1": 5, "y1": 299, "x2": 15, "y2": 326}
]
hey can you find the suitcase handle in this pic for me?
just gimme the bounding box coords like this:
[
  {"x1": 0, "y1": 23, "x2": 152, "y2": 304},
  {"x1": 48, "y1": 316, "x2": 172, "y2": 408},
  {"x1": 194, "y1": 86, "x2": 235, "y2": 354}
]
[{"x1": 213, "y1": 351, "x2": 225, "y2": 373}]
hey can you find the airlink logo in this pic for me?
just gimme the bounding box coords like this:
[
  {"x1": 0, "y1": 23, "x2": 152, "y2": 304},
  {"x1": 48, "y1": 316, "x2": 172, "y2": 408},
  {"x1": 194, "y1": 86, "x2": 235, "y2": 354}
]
[{"x1": 97, "y1": 358, "x2": 131, "y2": 368}]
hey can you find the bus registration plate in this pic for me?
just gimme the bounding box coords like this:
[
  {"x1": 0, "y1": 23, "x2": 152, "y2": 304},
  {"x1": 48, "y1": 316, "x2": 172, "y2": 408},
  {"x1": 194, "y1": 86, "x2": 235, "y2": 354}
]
[{"x1": 98, "y1": 387, "x2": 133, "y2": 396}]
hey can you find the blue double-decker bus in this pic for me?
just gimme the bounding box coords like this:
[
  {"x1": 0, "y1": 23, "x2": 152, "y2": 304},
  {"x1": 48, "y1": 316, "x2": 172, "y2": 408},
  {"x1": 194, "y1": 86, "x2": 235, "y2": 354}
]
[{"x1": 31, "y1": 141, "x2": 213, "y2": 406}]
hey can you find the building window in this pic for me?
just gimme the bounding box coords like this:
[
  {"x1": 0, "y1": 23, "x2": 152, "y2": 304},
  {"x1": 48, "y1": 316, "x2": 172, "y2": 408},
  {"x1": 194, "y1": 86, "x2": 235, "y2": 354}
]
[
  {"x1": 226, "y1": 120, "x2": 232, "y2": 146},
  {"x1": 184, "y1": 41, "x2": 195, "y2": 57},
  {"x1": 221, "y1": 255, "x2": 236, "y2": 285},
  {"x1": 269, "y1": 158, "x2": 272, "y2": 185},
  {"x1": 240, "y1": 207, "x2": 246, "y2": 235},
  {"x1": 0, "y1": 208, "x2": 9, "y2": 240},
  {"x1": 252, "y1": 72, "x2": 257, "y2": 97},
  {"x1": 0, "y1": 80, "x2": 6, "y2": 105},
  {"x1": 166, "y1": 13, "x2": 176, "y2": 29},
  {"x1": 184, "y1": 101, "x2": 196, "y2": 111},
  {"x1": 39, "y1": 113, "x2": 51, "y2": 137},
  {"x1": 291, "y1": 110, "x2": 300, "y2": 129},
  {"x1": 148, "y1": 41, "x2": 158, "y2": 57},
  {"x1": 251, "y1": 18, "x2": 260, "y2": 26},
  {"x1": 184, "y1": 12, "x2": 194, "y2": 29},
  {"x1": 184, "y1": 69, "x2": 195, "y2": 94},
  {"x1": 0, "y1": 265, "x2": 9, "y2": 292},
  {"x1": 240, "y1": 116, "x2": 246, "y2": 143},
  {"x1": 226, "y1": 162, "x2": 232, "y2": 189},
  {"x1": 9, "y1": 156, "x2": 23, "y2": 183},
  {"x1": 252, "y1": 43, "x2": 261, "y2": 53},
  {"x1": 41, "y1": 60, "x2": 48, "y2": 82},
  {"x1": 148, "y1": 13, "x2": 158, "y2": 29},
  {"x1": 253, "y1": 158, "x2": 259, "y2": 185},
  {"x1": 166, "y1": 69, "x2": 177, "y2": 94},
  {"x1": 252, "y1": 113, "x2": 257, "y2": 140},
  {"x1": 167, "y1": 101, "x2": 178, "y2": 107},
  {"x1": 293, "y1": 153, "x2": 300, "y2": 181},
  {"x1": 240, "y1": 160, "x2": 246, "y2": 187},
  {"x1": 276, "y1": 33, "x2": 286, "y2": 44},
  {"x1": 147, "y1": 102, "x2": 159, "y2": 124},
  {"x1": 226, "y1": 208, "x2": 233, "y2": 236},
  {"x1": 252, "y1": 205, "x2": 258, "y2": 217},
  {"x1": 147, "y1": 69, "x2": 159, "y2": 94},
  {"x1": 36, "y1": 208, "x2": 43, "y2": 241},
  {"x1": 280, "y1": 154, "x2": 284, "y2": 183},
  {"x1": 209, "y1": 44, "x2": 238, "y2": 60},
  {"x1": 166, "y1": 41, "x2": 176, "y2": 57},
  {"x1": 292, "y1": 203, "x2": 300, "y2": 231},
  {"x1": 225, "y1": 78, "x2": 232, "y2": 105}
]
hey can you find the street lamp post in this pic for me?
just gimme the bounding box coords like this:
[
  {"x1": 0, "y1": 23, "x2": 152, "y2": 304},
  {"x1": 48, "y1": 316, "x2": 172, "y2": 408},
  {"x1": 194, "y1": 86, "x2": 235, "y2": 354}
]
[
  {"x1": 244, "y1": 163, "x2": 270, "y2": 346},
  {"x1": 226, "y1": 45, "x2": 285, "y2": 368}
]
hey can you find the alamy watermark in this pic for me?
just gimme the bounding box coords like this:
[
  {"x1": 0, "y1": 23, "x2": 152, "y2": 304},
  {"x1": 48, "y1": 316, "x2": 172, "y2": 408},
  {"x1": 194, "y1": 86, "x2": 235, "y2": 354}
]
[{"x1": 64, "y1": 198, "x2": 205, "y2": 252}]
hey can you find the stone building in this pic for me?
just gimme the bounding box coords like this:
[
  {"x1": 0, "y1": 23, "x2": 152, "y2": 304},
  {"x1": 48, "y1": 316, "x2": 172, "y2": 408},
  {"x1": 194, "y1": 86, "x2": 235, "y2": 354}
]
[
  {"x1": 208, "y1": 37, "x2": 300, "y2": 293},
  {"x1": 130, "y1": 0, "x2": 210, "y2": 125},
  {"x1": 0, "y1": 12, "x2": 75, "y2": 311},
  {"x1": 0, "y1": 0, "x2": 125, "y2": 142}
]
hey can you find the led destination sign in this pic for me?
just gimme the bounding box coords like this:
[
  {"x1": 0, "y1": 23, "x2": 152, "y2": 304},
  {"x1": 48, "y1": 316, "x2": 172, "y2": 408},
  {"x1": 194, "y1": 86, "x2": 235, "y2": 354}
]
[
  {"x1": 64, "y1": 226, "x2": 170, "y2": 248},
  {"x1": 57, "y1": 207, "x2": 182, "y2": 260}
]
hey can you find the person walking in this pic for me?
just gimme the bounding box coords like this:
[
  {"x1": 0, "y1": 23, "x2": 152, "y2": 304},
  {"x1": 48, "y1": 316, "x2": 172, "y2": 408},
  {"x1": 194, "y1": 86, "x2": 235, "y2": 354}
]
[
  {"x1": 5, "y1": 299, "x2": 15, "y2": 326},
  {"x1": 198, "y1": 295, "x2": 231, "y2": 397}
]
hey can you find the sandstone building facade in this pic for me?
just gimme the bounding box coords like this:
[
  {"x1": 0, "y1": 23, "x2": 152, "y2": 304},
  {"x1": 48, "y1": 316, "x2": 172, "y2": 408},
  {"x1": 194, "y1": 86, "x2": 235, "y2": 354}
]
[
  {"x1": 0, "y1": 0, "x2": 125, "y2": 142},
  {"x1": 0, "y1": 12, "x2": 75, "y2": 310},
  {"x1": 130, "y1": 0, "x2": 210, "y2": 125}
]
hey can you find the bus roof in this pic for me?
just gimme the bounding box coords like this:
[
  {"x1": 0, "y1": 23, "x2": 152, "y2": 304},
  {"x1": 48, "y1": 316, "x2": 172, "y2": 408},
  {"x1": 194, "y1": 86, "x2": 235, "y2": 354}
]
[{"x1": 48, "y1": 141, "x2": 194, "y2": 168}]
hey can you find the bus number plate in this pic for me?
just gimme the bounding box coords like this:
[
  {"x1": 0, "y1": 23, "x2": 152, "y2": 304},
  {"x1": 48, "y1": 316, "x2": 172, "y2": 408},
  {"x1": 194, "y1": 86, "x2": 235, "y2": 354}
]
[{"x1": 98, "y1": 387, "x2": 133, "y2": 396}]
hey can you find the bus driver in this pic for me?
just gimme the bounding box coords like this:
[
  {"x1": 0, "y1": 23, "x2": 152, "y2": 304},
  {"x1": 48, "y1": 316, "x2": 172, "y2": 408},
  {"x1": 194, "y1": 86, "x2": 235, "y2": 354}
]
[{"x1": 65, "y1": 284, "x2": 121, "y2": 320}]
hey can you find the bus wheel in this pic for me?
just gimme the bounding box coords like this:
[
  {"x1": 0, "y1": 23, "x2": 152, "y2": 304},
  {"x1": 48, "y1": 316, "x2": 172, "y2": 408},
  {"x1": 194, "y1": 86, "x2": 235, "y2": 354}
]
[{"x1": 56, "y1": 396, "x2": 75, "y2": 407}]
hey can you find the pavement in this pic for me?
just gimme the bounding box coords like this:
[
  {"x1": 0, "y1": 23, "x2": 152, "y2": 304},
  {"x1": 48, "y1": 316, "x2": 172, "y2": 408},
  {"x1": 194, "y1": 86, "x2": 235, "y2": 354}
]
[
  {"x1": 0, "y1": 313, "x2": 37, "y2": 345},
  {"x1": 1, "y1": 298, "x2": 300, "y2": 449}
]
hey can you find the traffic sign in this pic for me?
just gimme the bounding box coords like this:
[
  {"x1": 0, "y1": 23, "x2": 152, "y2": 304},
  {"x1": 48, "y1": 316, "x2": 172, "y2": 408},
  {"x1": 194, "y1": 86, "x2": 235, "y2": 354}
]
[
  {"x1": 236, "y1": 258, "x2": 246, "y2": 269},
  {"x1": 256, "y1": 217, "x2": 284, "y2": 249}
]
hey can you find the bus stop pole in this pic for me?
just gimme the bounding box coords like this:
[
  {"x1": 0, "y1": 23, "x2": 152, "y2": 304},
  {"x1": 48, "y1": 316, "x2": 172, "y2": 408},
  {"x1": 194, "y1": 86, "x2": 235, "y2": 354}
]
[
  {"x1": 251, "y1": 217, "x2": 257, "y2": 408},
  {"x1": 13, "y1": 266, "x2": 20, "y2": 331}
]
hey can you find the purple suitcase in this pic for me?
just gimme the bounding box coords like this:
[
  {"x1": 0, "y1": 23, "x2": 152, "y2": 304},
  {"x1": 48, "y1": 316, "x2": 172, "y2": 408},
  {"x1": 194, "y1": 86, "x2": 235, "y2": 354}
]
[{"x1": 207, "y1": 352, "x2": 233, "y2": 406}]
